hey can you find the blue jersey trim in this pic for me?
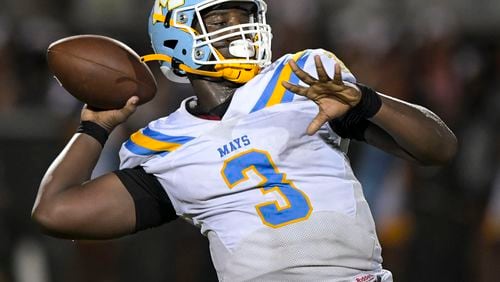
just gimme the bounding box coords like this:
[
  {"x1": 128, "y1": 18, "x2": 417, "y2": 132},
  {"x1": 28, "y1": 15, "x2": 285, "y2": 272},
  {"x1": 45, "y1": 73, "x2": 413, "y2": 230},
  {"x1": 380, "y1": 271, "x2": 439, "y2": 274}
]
[
  {"x1": 281, "y1": 53, "x2": 310, "y2": 103},
  {"x1": 250, "y1": 51, "x2": 310, "y2": 113},
  {"x1": 142, "y1": 127, "x2": 195, "y2": 144}
]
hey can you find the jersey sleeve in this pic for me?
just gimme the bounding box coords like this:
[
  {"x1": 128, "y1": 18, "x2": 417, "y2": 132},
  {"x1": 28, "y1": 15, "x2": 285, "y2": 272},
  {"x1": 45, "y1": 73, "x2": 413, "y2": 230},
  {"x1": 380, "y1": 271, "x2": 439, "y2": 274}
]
[
  {"x1": 299, "y1": 49, "x2": 368, "y2": 140},
  {"x1": 300, "y1": 49, "x2": 357, "y2": 85},
  {"x1": 114, "y1": 166, "x2": 178, "y2": 232},
  {"x1": 119, "y1": 109, "x2": 199, "y2": 170}
]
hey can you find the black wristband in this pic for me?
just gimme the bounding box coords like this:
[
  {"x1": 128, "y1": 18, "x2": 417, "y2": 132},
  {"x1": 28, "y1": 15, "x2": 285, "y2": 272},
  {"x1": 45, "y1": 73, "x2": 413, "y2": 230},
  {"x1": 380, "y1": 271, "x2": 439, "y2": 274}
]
[
  {"x1": 348, "y1": 83, "x2": 382, "y2": 122},
  {"x1": 77, "y1": 121, "x2": 109, "y2": 147},
  {"x1": 328, "y1": 83, "x2": 381, "y2": 142}
]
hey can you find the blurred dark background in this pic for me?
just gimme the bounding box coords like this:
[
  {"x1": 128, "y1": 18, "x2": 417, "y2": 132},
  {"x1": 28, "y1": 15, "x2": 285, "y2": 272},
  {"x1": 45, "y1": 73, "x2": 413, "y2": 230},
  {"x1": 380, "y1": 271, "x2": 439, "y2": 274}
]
[{"x1": 1, "y1": 0, "x2": 499, "y2": 281}]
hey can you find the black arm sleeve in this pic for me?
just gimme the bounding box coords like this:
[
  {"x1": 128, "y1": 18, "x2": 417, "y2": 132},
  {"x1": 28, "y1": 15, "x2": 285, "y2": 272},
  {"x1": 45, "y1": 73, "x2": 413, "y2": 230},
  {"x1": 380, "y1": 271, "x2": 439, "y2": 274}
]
[
  {"x1": 114, "y1": 167, "x2": 177, "y2": 232},
  {"x1": 329, "y1": 83, "x2": 381, "y2": 141},
  {"x1": 329, "y1": 118, "x2": 371, "y2": 141}
]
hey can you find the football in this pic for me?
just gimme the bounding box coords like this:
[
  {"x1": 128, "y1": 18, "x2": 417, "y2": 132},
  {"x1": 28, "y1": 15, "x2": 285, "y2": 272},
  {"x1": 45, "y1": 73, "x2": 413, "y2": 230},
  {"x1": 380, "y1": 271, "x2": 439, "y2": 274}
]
[{"x1": 47, "y1": 35, "x2": 157, "y2": 110}]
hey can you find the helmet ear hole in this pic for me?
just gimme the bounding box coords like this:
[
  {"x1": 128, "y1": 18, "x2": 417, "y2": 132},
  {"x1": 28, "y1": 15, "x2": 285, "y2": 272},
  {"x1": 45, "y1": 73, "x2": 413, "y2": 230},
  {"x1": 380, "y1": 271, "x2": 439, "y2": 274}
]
[
  {"x1": 182, "y1": 49, "x2": 187, "y2": 55},
  {"x1": 164, "y1": 40, "x2": 178, "y2": 50}
]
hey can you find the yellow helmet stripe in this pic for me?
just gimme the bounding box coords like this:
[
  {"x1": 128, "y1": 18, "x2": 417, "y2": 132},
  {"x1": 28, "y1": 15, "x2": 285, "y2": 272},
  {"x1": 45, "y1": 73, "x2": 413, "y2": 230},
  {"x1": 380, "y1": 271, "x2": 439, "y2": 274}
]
[{"x1": 153, "y1": 13, "x2": 166, "y2": 24}]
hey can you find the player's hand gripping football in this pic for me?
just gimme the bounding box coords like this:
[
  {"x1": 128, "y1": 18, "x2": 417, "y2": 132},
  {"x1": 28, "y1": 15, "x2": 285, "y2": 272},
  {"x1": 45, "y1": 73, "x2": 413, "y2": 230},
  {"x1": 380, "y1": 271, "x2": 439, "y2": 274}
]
[
  {"x1": 81, "y1": 96, "x2": 139, "y2": 132},
  {"x1": 282, "y1": 56, "x2": 361, "y2": 135}
]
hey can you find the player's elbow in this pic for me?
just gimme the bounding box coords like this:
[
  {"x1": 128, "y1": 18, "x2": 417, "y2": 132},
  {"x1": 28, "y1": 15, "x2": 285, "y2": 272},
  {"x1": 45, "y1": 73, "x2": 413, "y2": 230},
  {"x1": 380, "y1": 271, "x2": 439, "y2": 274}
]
[
  {"x1": 419, "y1": 133, "x2": 458, "y2": 166},
  {"x1": 31, "y1": 202, "x2": 68, "y2": 238},
  {"x1": 31, "y1": 203, "x2": 56, "y2": 235},
  {"x1": 439, "y1": 135, "x2": 458, "y2": 164}
]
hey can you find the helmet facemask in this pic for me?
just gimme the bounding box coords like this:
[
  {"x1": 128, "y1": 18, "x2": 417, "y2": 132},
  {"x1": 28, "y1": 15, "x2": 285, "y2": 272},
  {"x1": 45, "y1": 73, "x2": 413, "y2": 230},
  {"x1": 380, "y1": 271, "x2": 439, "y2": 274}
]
[{"x1": 186, "y1": 0, "x2": 272, "y2": 67}]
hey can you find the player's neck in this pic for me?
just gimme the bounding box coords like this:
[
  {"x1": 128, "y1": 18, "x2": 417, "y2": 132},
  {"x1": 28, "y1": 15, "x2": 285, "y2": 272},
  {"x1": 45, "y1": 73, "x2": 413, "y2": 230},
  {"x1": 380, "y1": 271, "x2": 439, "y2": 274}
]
[{"x1": 188, "y1": 76, "x2": 240, "y2": 116}]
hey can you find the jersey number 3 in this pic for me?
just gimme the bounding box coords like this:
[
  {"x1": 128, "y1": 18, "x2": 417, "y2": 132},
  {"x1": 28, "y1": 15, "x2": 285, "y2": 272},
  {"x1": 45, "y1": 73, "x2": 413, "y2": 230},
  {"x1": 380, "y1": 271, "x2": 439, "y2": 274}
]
[{"x1": 221, "y1": 149, "x2": 312, "y2": 228}]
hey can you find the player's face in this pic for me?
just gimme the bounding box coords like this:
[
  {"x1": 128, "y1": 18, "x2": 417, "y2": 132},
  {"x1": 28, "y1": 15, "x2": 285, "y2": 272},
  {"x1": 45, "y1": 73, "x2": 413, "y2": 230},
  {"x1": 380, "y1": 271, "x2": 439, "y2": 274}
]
[{"x1": 196, "y1": 8, "x2": 253, "y2": 58}]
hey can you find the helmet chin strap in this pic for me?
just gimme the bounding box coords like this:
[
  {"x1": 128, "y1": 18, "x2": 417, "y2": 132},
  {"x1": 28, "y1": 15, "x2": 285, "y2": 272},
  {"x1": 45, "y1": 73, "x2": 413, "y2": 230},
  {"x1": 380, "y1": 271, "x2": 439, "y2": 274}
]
[{"x1": 141, "y1": 49, "x2": 260, "y2": 84}]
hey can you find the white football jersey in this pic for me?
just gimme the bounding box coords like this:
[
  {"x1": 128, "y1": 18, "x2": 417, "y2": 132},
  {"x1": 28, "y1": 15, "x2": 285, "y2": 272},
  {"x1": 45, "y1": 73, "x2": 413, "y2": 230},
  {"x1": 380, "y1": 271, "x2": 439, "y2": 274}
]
[{"x1": 119, "y1": 49, "x2": 391, "y2": 281}]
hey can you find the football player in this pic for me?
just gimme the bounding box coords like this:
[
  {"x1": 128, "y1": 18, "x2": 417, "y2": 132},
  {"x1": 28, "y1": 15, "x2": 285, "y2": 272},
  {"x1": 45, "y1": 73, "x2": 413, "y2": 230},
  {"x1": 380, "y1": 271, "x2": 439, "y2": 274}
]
[{"x1": 32, "y1": 0, "x2": 457, "y2": 281}]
